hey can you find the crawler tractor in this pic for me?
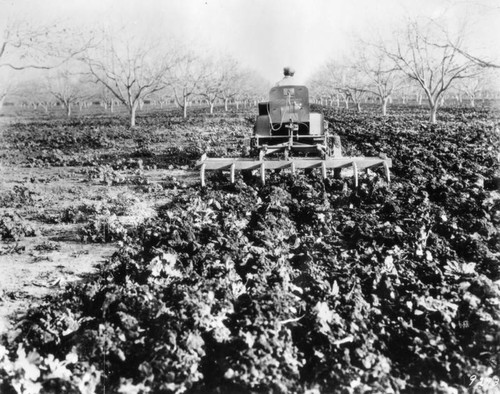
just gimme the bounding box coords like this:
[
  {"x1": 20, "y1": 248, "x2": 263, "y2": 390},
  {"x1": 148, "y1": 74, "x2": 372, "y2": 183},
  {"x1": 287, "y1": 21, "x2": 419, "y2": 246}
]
[{"x1": 197, "y1": 83, "x2": 391, "y2": 186}]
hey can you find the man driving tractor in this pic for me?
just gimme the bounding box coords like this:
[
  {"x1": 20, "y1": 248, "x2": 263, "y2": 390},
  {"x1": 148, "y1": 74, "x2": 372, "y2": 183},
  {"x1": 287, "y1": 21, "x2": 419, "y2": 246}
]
[{"x1": 276, "y1": 66, "x2": 296, "y2": 86}]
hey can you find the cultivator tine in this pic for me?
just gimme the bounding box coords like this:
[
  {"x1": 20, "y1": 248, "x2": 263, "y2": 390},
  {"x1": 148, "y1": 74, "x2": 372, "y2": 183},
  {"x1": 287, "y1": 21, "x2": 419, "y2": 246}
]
[
  {"x1": 230, "y1": 163, "x2": 235, "y2": 184},
  {"x1": 200, "y1": 163, "x2": 206, "y2": 187},
  {"x1": 200, "y1": 153, "x2": 207, "y2": 187},
  {"x1": 321, "y1": 162, "x2": 327, "y2": 179},
  {"x1": 383, "y1": 161, "x2": 391, "y2": 183},
  {"x1": 333, "y1": 134, "x2": 343, "y2": 157},
  {"x1": 352, "y1": 162, "x2": 359, "y2": 188}
]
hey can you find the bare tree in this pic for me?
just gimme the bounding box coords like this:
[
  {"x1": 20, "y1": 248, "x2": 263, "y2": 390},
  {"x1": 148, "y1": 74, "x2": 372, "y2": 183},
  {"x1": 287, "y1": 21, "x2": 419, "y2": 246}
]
[
  {"x1": 217, "y1": 58, "x2": 245, "y2": 111},
  {"x1": 456, "y1": 70, "x2": 499, "y2": 107},
  {"x1": 197, "y1": 56, "x2": 256, "y2": 114},
  {"x1": 97, "y1": 83, "x2": 117, "y2": 112},
  {"x1": 455, "y1": 73, "x2": 483, "y2": 107},
  {"x1": 341, "y1": 65, "x2": 370, "y2": 113},
  {"x1": 235, "y1": 70, "x2": 269, "y2": 109},
  {"x1": 327, "y1": 61, "x2": 370, "y2": 112},
  {"x1": 309, "y1": 61, "x2": 370, "y2": 112},
  {"x1": 82, "y1": 31, "x2": 177, "y2": 127},
  {"x1": 382, "y1": 19, "x2": 479, "y2": 123},
  {"x1": 45, "y1": 67, "x2": 94, "y2": 117},
  {"x1": 169, "y1": 51, "x2": 206, "y2": 118},
  {"x1": 198, "y1": 56, "x2": 223, "y2": 115},
  {"x1": 308, "y1": 67, "x2": 340, "y2": 107},
  {"x1": 352, "y1": 44, "x2": 405, "y2": 115},
  {"x1": 309, "y1": 62, "x2": 353, "y2": 109},
  {"x1": 193, "y1": 57, "x2": 267, "y2": 114}
]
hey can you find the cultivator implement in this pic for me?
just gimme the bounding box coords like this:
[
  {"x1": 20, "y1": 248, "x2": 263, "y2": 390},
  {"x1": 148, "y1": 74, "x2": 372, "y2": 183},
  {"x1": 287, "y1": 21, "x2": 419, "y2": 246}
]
[
  {"x1": 196, "y1": 81, "x2": 392, "y2": 187},
  {"x1": 197, "y1": 154, "x2": 391, "y2": 186}
]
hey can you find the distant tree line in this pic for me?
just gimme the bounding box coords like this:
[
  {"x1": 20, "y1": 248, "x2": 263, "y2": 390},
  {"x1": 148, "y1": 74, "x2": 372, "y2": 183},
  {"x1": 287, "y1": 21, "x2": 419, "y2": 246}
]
[
  {"x1": 0, "y1": 24, "x2": 269, "y2": 127},
  {"x1": 1, "y1": 12, "x2": 499, "y2": 126}
]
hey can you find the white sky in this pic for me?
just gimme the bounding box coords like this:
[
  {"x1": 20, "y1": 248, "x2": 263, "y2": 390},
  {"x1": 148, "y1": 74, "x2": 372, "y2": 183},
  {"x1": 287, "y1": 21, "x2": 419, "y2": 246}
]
[{"x1": 3, "y1": 0, "x2": 500, "y2": 84}]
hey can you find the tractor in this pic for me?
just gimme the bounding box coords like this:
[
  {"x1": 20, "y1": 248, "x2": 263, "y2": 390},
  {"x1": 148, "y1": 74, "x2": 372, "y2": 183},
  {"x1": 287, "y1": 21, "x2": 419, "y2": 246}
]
[{"x1": 197, "y1": 83, "x2": 391, "y2": 186}]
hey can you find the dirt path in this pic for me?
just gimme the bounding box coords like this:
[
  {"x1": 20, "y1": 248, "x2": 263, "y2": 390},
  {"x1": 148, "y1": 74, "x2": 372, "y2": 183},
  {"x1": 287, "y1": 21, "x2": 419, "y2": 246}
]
[
  {"x1": 0, "y1": 163, "x2": 117, "y2": 332},
  {"x1": 0, "y1": 241, "x2": 116, "y2": 330}
]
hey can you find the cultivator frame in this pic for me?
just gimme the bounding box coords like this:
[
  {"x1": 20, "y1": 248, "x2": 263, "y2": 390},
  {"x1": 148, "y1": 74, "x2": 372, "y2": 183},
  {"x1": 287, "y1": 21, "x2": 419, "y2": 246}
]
[
  {"x1": 196, "y1": 83, "x2": 392, "y2": 187},
  {"x1": 197, "y1": 154, "x2": 391, "y2": 186}
]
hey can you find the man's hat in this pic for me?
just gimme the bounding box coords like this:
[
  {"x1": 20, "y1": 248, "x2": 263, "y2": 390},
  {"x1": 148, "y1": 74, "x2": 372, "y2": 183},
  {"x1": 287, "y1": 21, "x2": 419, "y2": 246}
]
[{"x1": 284, "y1": 67, "x2": 295, "y2": 76}]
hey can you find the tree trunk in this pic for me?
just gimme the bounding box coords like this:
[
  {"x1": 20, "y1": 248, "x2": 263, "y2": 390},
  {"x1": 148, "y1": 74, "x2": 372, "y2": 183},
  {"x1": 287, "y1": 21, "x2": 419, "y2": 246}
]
[
  {"x1": 210, "y1": 102, "x2": 214, "y2": 114},
  {"x1": 470, "y1": 97, "x2": 475, "y2": 108},
  {"x1": 224, "y1": 98, "x2": 229, "y2": 111},
  {"x1": 66, "y1": 102, "x2": 71, "y2": 117},
  {"x1": 130, "y1": 103, "x2": 138, "y2": 127},
  {"x1": 0, "y1": 96, "x2": 5, "y2": 112},
  {"x1": 429, "y1": 104, "x2": 438, "y2": 123},
  {"x1": 356, "y1": 102, "x2": 361, "y2": 113},
  {"x1": 344, "y1": 99, "x2": 349, "y2": 109},
  {"x1": 381, "y1": 97, "x2": 389, "y2": 116},
  {"x1": 183, "y1": 97, "x2": 188, "y2": 118}
]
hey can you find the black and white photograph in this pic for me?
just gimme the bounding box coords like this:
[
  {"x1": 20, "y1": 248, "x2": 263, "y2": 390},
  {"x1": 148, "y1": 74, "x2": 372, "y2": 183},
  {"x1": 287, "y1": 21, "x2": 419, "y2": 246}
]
[{"x1": 0, "y1": 0, "x2": 499, "y2": 392}]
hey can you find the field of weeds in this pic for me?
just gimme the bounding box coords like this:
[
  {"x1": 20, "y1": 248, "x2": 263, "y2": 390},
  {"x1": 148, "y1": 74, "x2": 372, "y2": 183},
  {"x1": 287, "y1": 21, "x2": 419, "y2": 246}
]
[{"x1": 0, "y1": 104, "x2": 499, "y2": 393}]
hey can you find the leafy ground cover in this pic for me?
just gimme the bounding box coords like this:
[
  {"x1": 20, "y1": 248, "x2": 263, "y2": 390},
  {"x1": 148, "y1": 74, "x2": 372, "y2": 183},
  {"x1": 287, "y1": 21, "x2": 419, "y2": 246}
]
[{"x1": 0, "y1": 105, "x2": 499, "y2": 393}]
